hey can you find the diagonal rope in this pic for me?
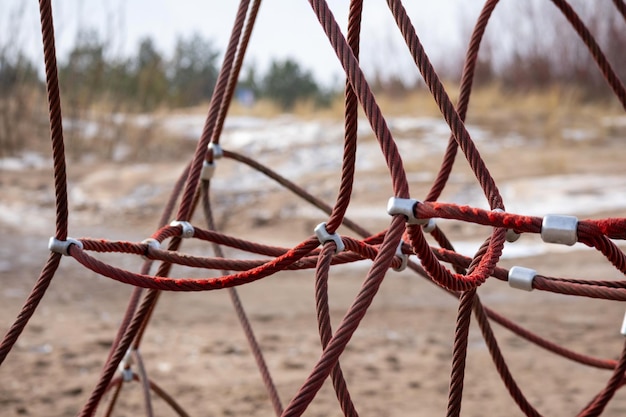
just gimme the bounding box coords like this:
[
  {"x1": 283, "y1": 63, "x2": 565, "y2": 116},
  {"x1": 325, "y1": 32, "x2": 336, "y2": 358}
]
[{"x1": 2, "y1": 1, "x2": 626, "y2": 416}]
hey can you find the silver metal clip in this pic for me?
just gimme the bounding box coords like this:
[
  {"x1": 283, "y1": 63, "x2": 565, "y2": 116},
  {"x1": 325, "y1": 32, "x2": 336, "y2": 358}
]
[
  {"x1": 393, "y1": 241, "x2": 409, "y2": 272},
  {"x1": 118, "y1": 349, "x2": 134, "y2": 382},
  {"x1": 201, "y1": 160, "x2": 216, "y2": 180},
  {"x1": 492, "y1": 208, "x2": 521, "y2": 242},
  {"x1": 387, "y1": 197, "x2": 426, "y2": 225},
  {"x1": 422, "y1": 218, "x2": 436, "y2": 233},
  {"x1": 141, "y1": 238, "x2": 161, "y2": 260},
  {"x1": 541, "y1": 214, "x2": 578, "y2": 246},
  {"x1": 314, "y1": 222, "x2": 345, "y2": 254},
  {"x1": 48, "y1": 237, "x2": 83, "y2": 256},
  {"x1": 508, "y1": 266, "x2": 536, "y2": 291},
  {"x1": 170, "y1": 220, "x2": 195, "y2": 238},
  {"x1": 209, "y1": 142, "x2": 224, "y2": 159}
]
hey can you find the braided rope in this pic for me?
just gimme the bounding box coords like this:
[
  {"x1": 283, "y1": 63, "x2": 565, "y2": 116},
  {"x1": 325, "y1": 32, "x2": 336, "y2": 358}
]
[{"x1": 0, "y1": 0, "x2": 625, "y2": 416}]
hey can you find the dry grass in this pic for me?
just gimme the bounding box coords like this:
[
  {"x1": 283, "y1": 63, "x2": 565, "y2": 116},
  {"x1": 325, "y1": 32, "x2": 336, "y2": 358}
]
[
  {"x1": 232, "y1": 81, "x2": 623, "y2": 129},
  {"x1": 3, "y1": 82, "x2": 624, "y2": 164}
]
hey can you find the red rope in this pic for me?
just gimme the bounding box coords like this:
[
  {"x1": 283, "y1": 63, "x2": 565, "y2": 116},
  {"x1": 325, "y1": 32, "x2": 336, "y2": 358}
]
[
  {"x1": 446, "y1": 289, "x2": 476, "y2": 417},
  {"x1": 2, "y1": 0, "x2": 625, "y2": 416},
  {"x1": 315, "y1": 244, "x2": 359, "y2": 416},
  {"x1": 281, "y1": 216, "x2": 405, "y2": 416},
  {"x1": 201, "y1": 179, "x2": 284, "y2": 416}
]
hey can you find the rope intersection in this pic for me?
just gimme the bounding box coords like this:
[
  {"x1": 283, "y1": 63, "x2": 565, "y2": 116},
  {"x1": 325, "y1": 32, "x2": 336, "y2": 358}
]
[{"x1": 1, "y1": 0, "x2": 626, "y2": 416}]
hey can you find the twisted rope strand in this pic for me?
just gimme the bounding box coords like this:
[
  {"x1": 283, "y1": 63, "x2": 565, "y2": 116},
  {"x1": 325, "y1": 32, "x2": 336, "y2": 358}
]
[{"x1": 4, "y1": 0, "x2": 626, "y2": 416}]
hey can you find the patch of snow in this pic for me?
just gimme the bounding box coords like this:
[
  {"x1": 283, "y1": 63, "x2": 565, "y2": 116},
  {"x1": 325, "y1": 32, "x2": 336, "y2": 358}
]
[
  {"x1": 501, "y1": 174, "x2": 626, "y2": 216},
  {"x1": 387, "y1": 116, "x2": 449, "y2": 134},
  {"x1": 451, "y1": 175, "x2": 626, "y2": 217},
  {"x1": 451, "y1": 238, "x2": 555, "y2": 260},
  {"x1": 63, "y1": 118, "x2": 100, "y2": 139},
  {"x1": 0, "y1": 152, "x2": 49, "y2": 171},
  {"x1": 0, "y1": 203, "x2": 53, "y2": 231},
  {"x1": 3, "y1": 114, "x2": 624, "y2": 263},
  {"x1": 562, "y1": 128, "x2": 596, "y2": 142}
]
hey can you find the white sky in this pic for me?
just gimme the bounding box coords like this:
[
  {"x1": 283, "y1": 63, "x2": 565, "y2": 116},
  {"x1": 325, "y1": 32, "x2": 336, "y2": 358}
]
[{"x1": 2, "y1": 0, "x2": 485, "y2": 86}]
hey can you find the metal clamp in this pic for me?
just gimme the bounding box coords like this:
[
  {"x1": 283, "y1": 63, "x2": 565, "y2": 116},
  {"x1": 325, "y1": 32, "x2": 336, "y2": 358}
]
[
  {"x1": 209, "y1": 142, "x2": 224, "y2": 159},
  {"x1": 118, "y1": 349, "x2": 134, "y2": 382},
  {"x1": 492, "y1": 208, "x2": 521, "y2": 242},
  {"x1": 170, "y1": 220, "x2": 195, "y2": 238},
  {"x1": 314, "y1": 222, "x2": 345, "y2": 254},
  {"x1": 141, "y1": 238, "x2": 161, "y2": 260},
  {"x1": 508, "y1": 266, "x2": 536, "y2": 291},
  {"x1": 387, "y1": 197, "x2": 426, "y2": 225},
  {"x1": 48, "y1": 237, "x2": 83, "y2": 256},
  {"x1": 541, "y1": 214, "x2": 578, "y2": 246},
  {"x1": 201, "y1": 160, "x2": 216, "y2": 180},
  {"x1": 506, "y1": 229, "x2": 521, "y2": 243},
  {"x1": 393, "y1": 241, "x2": 409, "y2": 272},
  {"x1": 422, "y1": 218, "x2": 436, "y2": 233}
]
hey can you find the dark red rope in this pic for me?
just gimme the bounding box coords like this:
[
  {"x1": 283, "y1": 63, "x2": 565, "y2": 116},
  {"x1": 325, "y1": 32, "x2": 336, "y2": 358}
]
[
  {"x1": 176, "y1": 0, "x2": 251, "y2": 220},
  {"x1": 425, "y1": 0, "x2": 500, "y2": 203},
  {"x1": 281, "y1": 216, "x2": 405, "y2": 417},
  {"x1": 576, "y1": 339, "x2": 626, "y2": 417},
  {"x1": 77, "y1": 289, "x2": 161, "y2": 416},
  {"x1": 39, "y1": 0, "x2": 69, "y2": 241},
  {"x1": 446, "y1": 289, "x2": 476, "y2": 417},
  {"x1": 82, "y1": 160, "x2": 193, "y2": 416},
  {"x1": 474, "y1": 299, "x2": 543, "y2": 417},
  {"x1": 385, "y1": 0, "x2": 504, "y2": 209},
  {"x1": 0, "y1": 0, "x2": 70, "y2": 367},
  {"x1": 613, "y1": 0, "x2": 626, "y2": 21},
  {"x1": 201, "y1": 180, "x2": 284, "y2": 416},
  {"x1": 325, "y1": 0, "x2": 362, "y2": 235},
  {"x1": 5, "y1": 0, "x2": 626, "y2": 416},
  {"x1": 550, "y1": 0, "x2": 626, "y2": 110},
  {"x1": 315, "y1": 244, "x2": 359, "y2": 416},
  {"x1": 210, "y1": 0, "x2": 262, "y2": 149},
  {"x1": 0, "y1": 253, "x2": 61, "y2": 364},
  {"x1": 308, "y1": 0, "x2": 409, "y2": 199}
]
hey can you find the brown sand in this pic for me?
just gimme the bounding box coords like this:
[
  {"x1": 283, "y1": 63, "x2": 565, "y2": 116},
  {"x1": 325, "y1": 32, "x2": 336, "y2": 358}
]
[{"x1": 1, "y1": 137, "x2": 626, "y2": 416}]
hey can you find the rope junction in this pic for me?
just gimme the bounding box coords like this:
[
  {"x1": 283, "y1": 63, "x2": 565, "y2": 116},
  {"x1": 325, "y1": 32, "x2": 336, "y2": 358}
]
[{"x1": 2, "y1": 0, "x2": 626, "y2": 415}]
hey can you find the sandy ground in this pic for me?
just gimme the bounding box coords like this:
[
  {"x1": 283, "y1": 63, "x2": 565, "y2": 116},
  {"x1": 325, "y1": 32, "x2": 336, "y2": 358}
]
[{"x1": 1, "y1": 123, "x2": 626, "y2": 416}]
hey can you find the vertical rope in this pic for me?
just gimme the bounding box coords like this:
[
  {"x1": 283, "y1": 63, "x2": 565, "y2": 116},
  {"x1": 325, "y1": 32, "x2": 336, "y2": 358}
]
[
  {"x1": 281, "y1": 216, "x2": 404, "y2": 417},
  {"x1": 201, "y1": 180, "x2": 284, "y2": 416},
  {"x1": 211, "y1": 0, "x2": 263, "y2": 147},
  {"x1": 175, "y1": 0, "x2": 251, "y2": 220},
  {"x1": 425, "y1": 0, "x2": 500, "y2": 202},
  {"x1": 0, "y1": 253, "x2": 61, "y2": 364},
  {"x1": 315, "y1": 244, "x2": 359, "y2": 416},
  {"x1": 474, "y1": 300, "x2": 542, "y2": 417},
  {"x1": 325, "y1": 0, "x2": 363, "y2": 234},
  {"x1": 8, "y1": 1, "x2": 626, "y2": 416},
  {"x1": 39, "y1": 0, "x2": 69, "y2": 241},
  {"x1": 308, "y1": 0, "x2": 410, "y2": 199},
  {"x1": 0, "y1": 0, "x2": 71, "y2": 367},
  {"x1": 446, "y1": 289, "x2": 476, "y2": 417},
  {"x1": 385, "y1": 0, "x2": 503, "y2": 210},
  {"x1": 80, "y1": 162, "x2": 194, "y2": 415},
  {"x1": 77, "y1": 289, "x2": 161, "y2": 417},
  {"x1": 576, "y1": 339, "x2": 626, "y2": 417}
]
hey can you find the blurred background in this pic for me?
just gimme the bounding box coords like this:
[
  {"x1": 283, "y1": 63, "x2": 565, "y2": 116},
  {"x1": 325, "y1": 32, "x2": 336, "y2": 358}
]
[{"x1": 1, "y1": 0, "x2": 625, "y2": 162}]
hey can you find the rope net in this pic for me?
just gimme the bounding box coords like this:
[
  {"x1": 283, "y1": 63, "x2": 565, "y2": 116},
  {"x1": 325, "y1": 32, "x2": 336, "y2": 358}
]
[{"x1": 2, "y1": 0, "x2": 626, "y2": 416}]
